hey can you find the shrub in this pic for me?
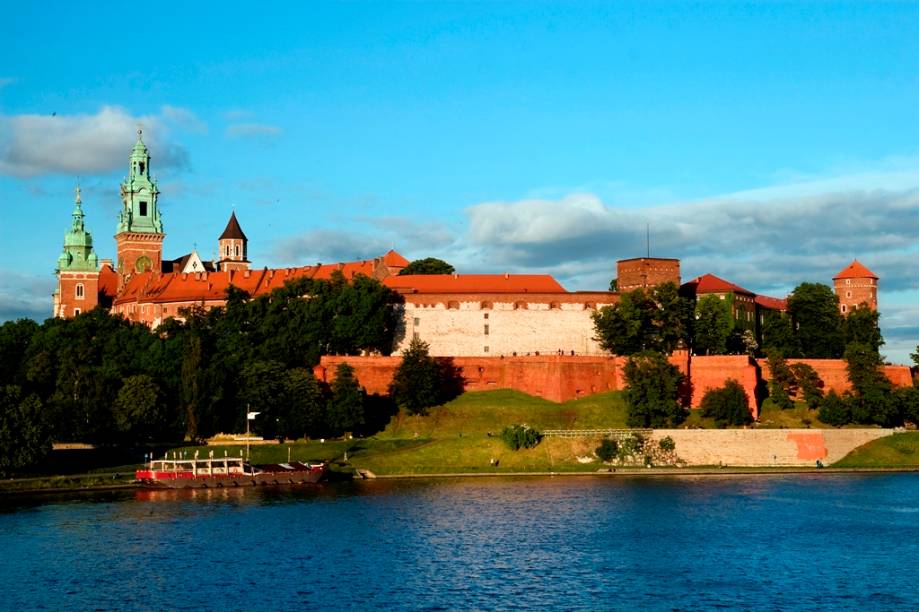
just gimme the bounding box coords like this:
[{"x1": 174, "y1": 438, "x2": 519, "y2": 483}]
[
  {"x1": 595, "y1": 439, "x2": 618, "y2": 462},
  {"x1": 618, "y1": 432, "x2": 646, "y2": 461},
  {"x1": 700, "y1": 379, "x2": 753, "y2": 427},
  {"x1": 501, "y1": 424, "x2": 541, "y2": 450},
  {"x1": 818, "y1": 391, "x2": 851, "y2": 427},
  {"x1": 389, "y1": 338, "x2": 445, "y2": 415},
  {"x1": 658, "y1": 436, "x2": 676, "y2": 452}
]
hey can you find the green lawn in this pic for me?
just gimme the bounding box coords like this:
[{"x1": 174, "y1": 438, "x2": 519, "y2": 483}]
[{"x1": 833, "y1": 432, "x2": 919, "y2": 468}]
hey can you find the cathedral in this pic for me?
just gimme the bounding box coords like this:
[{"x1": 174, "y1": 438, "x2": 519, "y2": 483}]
[{"x1": 53, "y1": 133, "x2": 878, "y2": 357}]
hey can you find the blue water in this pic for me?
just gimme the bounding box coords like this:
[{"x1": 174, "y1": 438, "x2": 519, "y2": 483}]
[{"x1": 2, "y1": 474, "x2": 919, "y2": 610}]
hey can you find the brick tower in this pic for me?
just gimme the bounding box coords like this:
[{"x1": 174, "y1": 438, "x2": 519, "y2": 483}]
[
  {"x1": 216, "y1": 211, "x2": 250, "y2": 272},
  {"x1": 115, "y1": 129, "x2": 164, "y2": 285},
  {"x1": 833, "y1": 260, "x2": 878, "y2": 314},
  {"x1": 54, "y1": 187, "x2": 100, "y2": 317}
]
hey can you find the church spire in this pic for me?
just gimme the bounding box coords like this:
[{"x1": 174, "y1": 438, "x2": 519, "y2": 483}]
[
  {"x1": 116, "y1": 129, "x2": 164, "y2": 277},
  {"x1": 57, "y1": 185, "x2": 98, "y2": 272}
]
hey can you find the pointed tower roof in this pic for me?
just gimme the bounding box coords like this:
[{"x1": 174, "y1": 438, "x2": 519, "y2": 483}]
[
  {"x1": 833, "y1": 260, "x2": 878, "y2": 280},
  {"x1": 219, "y1": 211, "x2": 248, "y2": 240},
  {"x1": 58, "y1": 186, "x2": 99, "y2": 272},
  {"x1": 382, "y1": 249, "x2": 409, "y2": 267}
]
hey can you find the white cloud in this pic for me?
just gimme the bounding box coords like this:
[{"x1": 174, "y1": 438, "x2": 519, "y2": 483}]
[
  {"x1": 0, "y1": 105, "x2": 204, "y2": 177},
  {"x1": 226, "y1": 123, "x2": 282, "y2": 139},
  {"x1": 0, "y1": 269, "x2": 54, "y2": 322}
]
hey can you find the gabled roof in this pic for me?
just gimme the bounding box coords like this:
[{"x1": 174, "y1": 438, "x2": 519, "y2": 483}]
[
  {"x1": 383, "y1": 274, "x2": 567, "y2": 294},
  {"x1": 833, "y1": 260, "x2": 878, "y2": 280},
  {"x1": 681, "y1": 273, "x2": 754, "y2": 296},
  {"x1": 219, "y1": 212, "x2": 247, "y2": 241},
  {"x1": 382, "y1": 249, "x2": 410, "y2": 268}
]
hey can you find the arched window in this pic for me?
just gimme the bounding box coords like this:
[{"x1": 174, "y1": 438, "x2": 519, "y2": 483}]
[
  {"x1": 75, "y1": 283, "x2": 84, "y2": 299},
  {"x1": 235, "y1": 245, "x2": 240, "y2": 257},
  {"x1": 225, "y1": 245, "x2": 230, "y2": 257}
]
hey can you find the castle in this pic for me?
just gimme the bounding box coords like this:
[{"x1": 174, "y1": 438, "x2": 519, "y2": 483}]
[{"x1": 54, "y1": 133, "x2": 879, "y2": 358}]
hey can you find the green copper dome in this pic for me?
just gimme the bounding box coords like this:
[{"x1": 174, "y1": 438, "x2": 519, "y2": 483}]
[
  {"x1": 57, "y1": 187, "x2": 99, "y2": 272},
  {"x1": 117, "y1": 129, "x2": 163, "y2": 235}
]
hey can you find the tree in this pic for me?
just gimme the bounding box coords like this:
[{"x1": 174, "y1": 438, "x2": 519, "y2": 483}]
[
  {"x1": 0, "y1": 385, "x2": 51, "y2": 476},
  {"x1": 700, "y1": 379, "x2": 753, "y2": 427},
  {"x1": 500, "y1": 424, "x2": 541, "y2": 450},
  {"x1": 844, "y1": 342, "x2": 896, "y2": 426},
  {"x1": 622, "y1": 351, "x2": 687, "y2": 427},
  {"x1": 112, "y1": 375, "x2": 176, "y2": 442},
  {"x1": 327, "y1": 363, "x2": 365, "y2": 435},
  {"x1": 239, "y1": 360, "x2": 290, "y2": 440},
  {"x1": 790, "y1": 363, "x2": 824, "y2": 410},
  {"x1": 761, "y1": 311, "x2": 800, "y2": 357},
  {"x1": 593, "y1": 283, "x2": 692, "y2": 355},
  {"x1": 284, "y1": 368, "x2": 326, "y2": 439},
  {"x1": 818, "y1": 390, "x2": 851, "y2": 427},
  {"x1": 787, "y1": 283, "x2": 844, "y2": 358},
  {"x1": 911, "y1": 344, "x2": 919, "y2": 368},
  {"x1": 693, "y1": 295, "x2": 732, "y2": 355},
  {"x1": 389, "y1": 338, "x2": 445, "y2": 415},
  {"x1": 841, "y1": 307, "x2": 884, "y2": 357},
  {"x1": 399, "y1": 257, "x2": 455, "y2": 276},
  {"x1": 765, "y1": 350, "x2": 796, "y2": 410}
]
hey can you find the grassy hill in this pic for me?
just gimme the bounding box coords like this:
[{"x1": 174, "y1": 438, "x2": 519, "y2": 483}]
[{"x1": 833, "y1": 432, "x2": 919, "y2": 468}]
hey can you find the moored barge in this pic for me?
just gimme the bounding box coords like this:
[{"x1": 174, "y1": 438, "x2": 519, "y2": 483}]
[{"x1": 135, "y1": 455, "x2": 326, "y2": 489}]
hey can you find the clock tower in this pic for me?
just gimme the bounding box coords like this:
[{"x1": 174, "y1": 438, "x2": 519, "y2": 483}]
[{"x1": 115, "y1": 129, "x2": 164, "y2": 284}]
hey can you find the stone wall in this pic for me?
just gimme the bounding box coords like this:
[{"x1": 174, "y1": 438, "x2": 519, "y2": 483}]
[
  {"x1": 398, "y1": 294, "x2": 618, "y2": 357},
  {"x1": 651, "y1": 428, "x2": 891, "y2": 466},
  {"x1": 688, "y1": 355, "x2": 760, "y2": 418}
]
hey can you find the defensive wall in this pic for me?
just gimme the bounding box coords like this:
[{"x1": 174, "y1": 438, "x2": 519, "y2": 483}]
[
  {"x1": 316, "y1": 353, "x2": 912, "y2": 419},
  {"x1": 650, "y1": 428, "x2": 892, "y2": 466}
]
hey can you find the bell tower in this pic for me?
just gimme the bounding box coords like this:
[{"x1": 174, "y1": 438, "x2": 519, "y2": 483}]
[
  {"x1": 54, "y1": 186, "x2": 100, "y2": 317},
  {"x1": 115, "y1": 129, "x2": 164, "y2": 283}
]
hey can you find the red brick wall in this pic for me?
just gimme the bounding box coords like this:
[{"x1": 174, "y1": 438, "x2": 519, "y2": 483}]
[
  {"x1": 688, "y1": 355, "x2": 760, "y2": 419},
  {"x1": 758, "y1": 358, "x2": 912, "y2": 394},
  {"x1": 58, "y1": 272, "x2": 99, "y2": 317},
  {"x1": 116, "y1": 233, "x2": 163, "y2": 279},
  {"x1": 616, "y1": 258, "x2": 681, "y2": 292}
]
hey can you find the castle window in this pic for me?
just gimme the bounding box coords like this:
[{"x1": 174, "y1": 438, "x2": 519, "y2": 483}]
[
  {"x1": 484, "y1": 346, "x2": 490, "y2": 353},
  {"x1": 846, "y1": 279, "x2": 851, "y2": 286},
  {"x1": 484, "y1": 324, "x2": 490, "y2": 335},
  {"x1": 413, "y1": 317, "x2": 420, "y2": 326},
  {"x1": 483, "y1": 313, "x2": 489, "y2": 319},
  {"x1": 75, "y1": 283, "x2": 84, "y2": 299},
  {"x1": 139, "y1": 201, "x2": 147, "y2": 216},
  {"x1": 846, "y1": 291, "x2": 851, "y2": 298},
  {"x1": 235, "y1": 245, "x2": 240, "y2": 257},
  {"x1": 225, "y1": 245, "x2": 230, "y2": 257},
  {"x1": 841, "y1": 304, "x2": 847, "y2": 313},
  {"x1": 139, "y1": 162, "x2": 145, "y2": 174},
  {"x1": 73, "y1": 308, "x2": 81, "y2": 315}
]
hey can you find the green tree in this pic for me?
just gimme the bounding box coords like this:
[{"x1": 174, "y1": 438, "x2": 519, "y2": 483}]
[
  {"x1": 389, "y1": 338, "x2": 444, "y2": 415},
  {"x1": 0, "y1": 385, "x2": 51, "y2": 476},
  {"x1": 112, "y1": 374, "x2": 176, "y2": 442},
  {"x1": 693, "y1": 295, "x2": 732, "y2": 355},
  {"x1": 593, "y1": 282, "x2": 692, "y2": 355},
  {"x1": 844, "y1": 342, "x2": 896, "y2": 426},
  {"x1": 765, "y1": 350, "x2": 796, "y2": 410},
  {"x1": 787, "y1": 283, "x2": 844, "y2": 358},
  {"x1": 0, "y1": 319, "x2": 39, "y2": 388},
  {"x1": 818, "y1": 390, "x2": 851, "y2": 427},
  {"x1": 239, "y1": 360, "x2": 290, "y2": 440},
  {"x1": 500, "y1": 424, "x2": 541, "y2": 450},
  {"x1": 761, "y1": 311, "x2": 800, "y2": 357},
  {"x1": 841, "y1": 307, "x2": 884, "y2": 357},
  {"x1": 622, "y1": 351, "x2": 687, "y2": 427},
  {"x1": 789, "y1": 363, "x2": 824, "y2": 410},
  {"x1": 700, "y1": 379, "x2": 754, "y2": 427},
  {"x1": 327, "y1": 363, "x2": 365, "y2": 435},
  {"x1": 284, "y1": 368, "x2": 327, "y2": 440},
  {"x1": 398, "y1": 257, "x2": 455, "y2": 275}
]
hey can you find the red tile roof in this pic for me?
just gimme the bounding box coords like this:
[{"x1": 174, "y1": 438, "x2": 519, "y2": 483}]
[
  {"x1": 382, "y1": 249, "x2": 410, "y2": 268},
  {"x1": 383, "y1": 274, "x2": 568, "y2": 294},
  {"x1": 98, "y1": 263, "x2": 119, "y2": 299},
  {"x1": 833, "y1": 260, "x2": 878, "y2": 280},
  {"x1": 754, "y1": 294, "x2": 788, "y2": 311},
  {"x1": 682, "y1": 273, "x2": 754, "y2": 296}
]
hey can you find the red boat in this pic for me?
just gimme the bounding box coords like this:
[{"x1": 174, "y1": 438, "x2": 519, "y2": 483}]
[{"x1": 135, "y1": 455, "x2": 326, "y2": 489}]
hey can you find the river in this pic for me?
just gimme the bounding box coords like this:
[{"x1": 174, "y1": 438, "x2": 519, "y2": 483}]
[{"x1": 2, "y1": 473, "x2": 918, "y2": 610}]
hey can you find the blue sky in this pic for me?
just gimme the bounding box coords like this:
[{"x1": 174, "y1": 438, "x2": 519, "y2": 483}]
[{"x1": 2, "y1": 1, "x2": 918, "y2": 362}]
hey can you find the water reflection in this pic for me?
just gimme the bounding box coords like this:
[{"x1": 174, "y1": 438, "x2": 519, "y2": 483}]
[{"x1": 2, "y1": 474, "x2": 918, "y2": 610}]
